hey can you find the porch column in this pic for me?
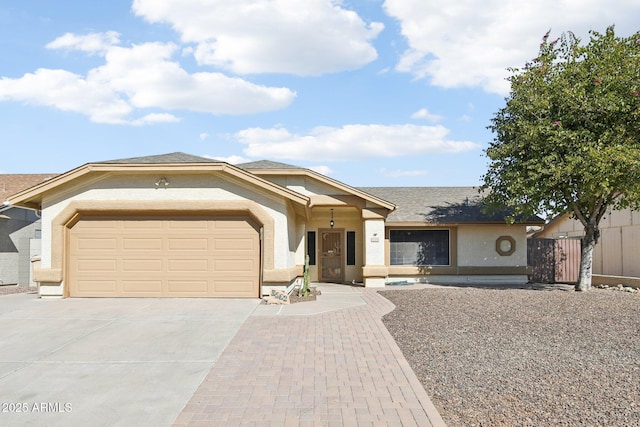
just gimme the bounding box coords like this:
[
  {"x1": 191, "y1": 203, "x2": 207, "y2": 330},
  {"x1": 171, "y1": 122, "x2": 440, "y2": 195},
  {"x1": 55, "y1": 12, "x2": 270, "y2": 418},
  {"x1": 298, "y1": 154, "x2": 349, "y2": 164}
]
[{"x1": 362, "y1": 214, "x2": 388, "y2": 287}]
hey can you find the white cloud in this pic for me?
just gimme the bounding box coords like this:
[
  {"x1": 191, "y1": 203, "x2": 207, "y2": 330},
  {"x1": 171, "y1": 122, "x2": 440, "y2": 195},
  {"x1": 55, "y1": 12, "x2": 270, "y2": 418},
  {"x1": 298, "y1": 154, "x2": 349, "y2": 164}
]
[
  {"x1": 0, "y1": 33, "x2": 296, "y2": 124},
  {"x1": 132, "y1": 0, "x2": 383, "y2": 75},
  {"x1": 0, "y1": 68, "x2": 132, "y2": 124},
  {"x1": 379, "y1": 168, "x2": 428, "y2": 178},
  {"x1": 202, "y1": 154, "x2": 251, "y2": 164},
  {"x1": 46, "y1": 31, "x2": 121, "y2": 54},
  {"x1": 308, "y1": 165, "x2": 333, "y2": 176},
  {"x1": 199, "y1": 132, "x2": 209, "y2": 141},
  {"x1": 130, "y1": 113, "x2": 181, "y2": 125},
  {"x1": 411, "y1": 108, "x2": 443, "y2": 122},
  {"x1": 383, "y1": 0, "x2": 640, "y2": 94},
  {"x1": 235, "y1": 124, "x2": 480, "y2": 161}
]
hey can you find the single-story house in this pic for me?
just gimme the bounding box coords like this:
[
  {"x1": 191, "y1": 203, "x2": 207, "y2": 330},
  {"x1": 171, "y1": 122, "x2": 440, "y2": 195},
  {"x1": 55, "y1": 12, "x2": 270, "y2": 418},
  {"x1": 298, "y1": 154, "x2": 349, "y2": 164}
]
[
  {"x1": 1, "y1": 174, "x2": 58, "y2": 286},
  {"x1": 7, "y1": 153, "x2": 543, "y2": 298},
  {"x1": 533, "y1": 208, "x2": 640, "y2": 286}
]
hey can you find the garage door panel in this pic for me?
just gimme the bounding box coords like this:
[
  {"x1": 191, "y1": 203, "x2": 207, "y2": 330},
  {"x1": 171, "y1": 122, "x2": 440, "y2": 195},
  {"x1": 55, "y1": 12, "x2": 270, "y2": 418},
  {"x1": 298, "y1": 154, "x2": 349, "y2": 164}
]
[
  {"x1": 75, "y1": 238, "x2": 118, "y2": 251},
  {"x1": 76, "y1": 280, "x2": 117, "y2": 293},
  {"x1": 122, "y1": 259, "x2": 162, "y2": 272},
  {"x1": 215, "y1": 238, "x2": 256, "y2": 251},
  {"x1": 69, "y1": 217, "x2": 259, "y2": 298},
  {"x1": 168, "y1": 259, "x2": 209, "y2": 272},
  {"x1": 167, "y1": 280, "x2": 209, "y2": 294},
  {"x1": 214, "y1": 219, "x2": 254, "y2": 230},
  {"x1": 213, "y1": 280, "x2": 255, "y2": 295},
  {"x1": 168, "y1": 238, "x2": 209, "y2": 250},
  {"x1": 75, "y1": 221, "x2": 117, "y2": 231},
  {"x1": 76, "y1": 259, "x2": 118, "y2": 273},
  {"x1": 167, "y1": 220, "x2": 210, "y2": 230},
  {"x1": 214, "y1": 259, "x2": 256, "y2": 272},
  {"x1": 123, "y1": 238, "x2": 163, "y2": 250},
  {"x1": 122, "y1": 280, "x2": 163, "y2": 293},
  {"x1": 122, "y1": 221, "x2": 163, "y2": 230}
]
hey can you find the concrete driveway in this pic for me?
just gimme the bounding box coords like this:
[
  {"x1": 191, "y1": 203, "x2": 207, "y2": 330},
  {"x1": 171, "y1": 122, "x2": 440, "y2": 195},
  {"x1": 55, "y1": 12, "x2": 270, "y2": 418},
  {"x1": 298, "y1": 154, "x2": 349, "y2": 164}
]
[{"x1": 0, "y1": 292, "x2": 259, "y2": 427}]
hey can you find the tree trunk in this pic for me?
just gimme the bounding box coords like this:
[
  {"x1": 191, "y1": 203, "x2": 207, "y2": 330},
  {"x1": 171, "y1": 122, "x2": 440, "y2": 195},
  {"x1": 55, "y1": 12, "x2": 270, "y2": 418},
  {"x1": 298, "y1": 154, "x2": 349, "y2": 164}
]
[{"x1": 576, "y1": 225, "x2": 598, "y2": 291}]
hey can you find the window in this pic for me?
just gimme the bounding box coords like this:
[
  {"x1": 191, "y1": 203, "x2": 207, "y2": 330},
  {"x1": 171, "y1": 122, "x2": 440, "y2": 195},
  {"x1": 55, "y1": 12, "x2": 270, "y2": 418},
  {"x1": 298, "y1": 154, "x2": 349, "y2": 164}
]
[
  {"x1": 307, "y1": 231, "x2": 316, "y2": 265},
  {"x1": 389, "y1": 229, "x2": 449, "y2": 266},
  {"x1": 346, "y1": 231, "x2": 356, "y2": 265}
]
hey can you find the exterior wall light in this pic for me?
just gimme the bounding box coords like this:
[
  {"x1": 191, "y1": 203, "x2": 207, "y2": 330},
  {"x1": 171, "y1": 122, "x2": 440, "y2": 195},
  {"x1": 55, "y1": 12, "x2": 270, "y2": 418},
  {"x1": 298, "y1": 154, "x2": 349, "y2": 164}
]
[
  {"x1": 330, "y1": 208, "x2": 334, "y2": 228},
  {"x1": 155, "y1": 177, "x2": 169, "y2": 189}
]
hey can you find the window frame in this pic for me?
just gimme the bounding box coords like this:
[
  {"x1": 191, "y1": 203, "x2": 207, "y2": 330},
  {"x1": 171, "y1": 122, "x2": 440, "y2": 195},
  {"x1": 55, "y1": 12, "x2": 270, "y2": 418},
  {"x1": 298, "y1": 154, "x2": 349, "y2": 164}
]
[
  {"x1": 388, "y1": 228, "x2": 451, "y2": 267},
  {"x1": 306, "y1": 231, "x2": 316, "y2": 266},
  {"x1": 346, "y1": 231, "x2": 356, "y2": 266}
]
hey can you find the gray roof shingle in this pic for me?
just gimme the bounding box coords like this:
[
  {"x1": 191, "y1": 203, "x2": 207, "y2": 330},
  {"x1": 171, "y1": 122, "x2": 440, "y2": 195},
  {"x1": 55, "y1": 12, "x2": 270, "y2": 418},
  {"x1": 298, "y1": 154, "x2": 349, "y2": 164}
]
[
  {"x1": 237, "y1": 160, "x2": 301, "y2": 169},
  {"x1": 97, "y1": 152, "x2": 220, "y2": 164},
  {"x1": 358, "y1": 187, "x2": 542, "y2": 224}
]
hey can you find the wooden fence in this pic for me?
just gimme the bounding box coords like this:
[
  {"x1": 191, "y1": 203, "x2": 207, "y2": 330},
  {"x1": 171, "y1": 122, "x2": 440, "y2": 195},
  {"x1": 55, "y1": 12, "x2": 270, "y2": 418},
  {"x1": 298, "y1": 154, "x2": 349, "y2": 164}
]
[{"x1": 527, "y1": 238, "x2": 581, "y2": 284}]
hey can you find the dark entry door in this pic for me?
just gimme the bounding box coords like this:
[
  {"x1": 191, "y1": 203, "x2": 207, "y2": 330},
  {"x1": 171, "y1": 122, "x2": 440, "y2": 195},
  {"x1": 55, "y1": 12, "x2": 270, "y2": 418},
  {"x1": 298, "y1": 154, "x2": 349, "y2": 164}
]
[{"x1": 319, "y1": 229, "x2": 344, "y2": 282}]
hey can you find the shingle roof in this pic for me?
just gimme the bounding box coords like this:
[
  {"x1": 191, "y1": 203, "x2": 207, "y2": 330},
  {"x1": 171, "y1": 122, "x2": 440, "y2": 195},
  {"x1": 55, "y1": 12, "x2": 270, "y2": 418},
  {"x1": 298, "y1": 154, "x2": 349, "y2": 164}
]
[
  {"x1": 358, "y1": 187, "x2": 543, "y2": 224},
  {"x1": 237, "y1": 160, "x2": 301, "y2": 169},
  {"x1": 97, "y1": 152, "x2": 220, "y2": 164},
  {"x1": 1, "y1": 174, "x2": 58, "y2": 200}
]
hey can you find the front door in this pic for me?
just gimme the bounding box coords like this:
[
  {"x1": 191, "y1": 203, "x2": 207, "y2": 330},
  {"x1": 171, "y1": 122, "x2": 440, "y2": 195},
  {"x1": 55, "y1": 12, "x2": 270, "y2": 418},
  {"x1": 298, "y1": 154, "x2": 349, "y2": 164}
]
[{"x1": 319, "y1": 229, "x2": 344, "y2": 282}]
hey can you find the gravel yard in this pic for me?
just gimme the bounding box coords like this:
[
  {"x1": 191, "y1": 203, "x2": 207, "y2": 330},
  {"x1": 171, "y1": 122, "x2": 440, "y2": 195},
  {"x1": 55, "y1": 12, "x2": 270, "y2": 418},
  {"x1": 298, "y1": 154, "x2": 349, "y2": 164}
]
[
  {"x1": 0, "y1": 285, "x2": 34, "y2": 296},
  {"x1": 381, "y1": 286, "x2": 640, "y2": 427}
]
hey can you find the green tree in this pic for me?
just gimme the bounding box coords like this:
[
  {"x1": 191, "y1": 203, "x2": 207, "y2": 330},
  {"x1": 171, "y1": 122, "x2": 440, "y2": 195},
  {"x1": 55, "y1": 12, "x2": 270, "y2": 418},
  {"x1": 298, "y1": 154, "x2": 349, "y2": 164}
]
[{"x1": 482, "y1": 26, "x2": 640, "y2": 291}]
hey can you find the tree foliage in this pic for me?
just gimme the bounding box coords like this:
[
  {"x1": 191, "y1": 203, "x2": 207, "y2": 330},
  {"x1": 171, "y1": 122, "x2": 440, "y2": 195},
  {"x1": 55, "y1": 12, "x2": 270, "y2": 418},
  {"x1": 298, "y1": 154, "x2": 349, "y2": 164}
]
[{"x1": 482, "y1": 26, "x2": 640, "y2": 290}]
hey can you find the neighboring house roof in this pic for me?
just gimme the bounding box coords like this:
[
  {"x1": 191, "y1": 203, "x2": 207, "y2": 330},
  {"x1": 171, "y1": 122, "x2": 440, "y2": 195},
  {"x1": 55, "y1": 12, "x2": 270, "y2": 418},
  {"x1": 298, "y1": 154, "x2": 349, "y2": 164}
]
[
  {"x1": 1, "y1": 174, "x2": 58, "y2": 202},
  {"x1": 530, "y1": 212, "x2": 571, "y2": 238},
  {"x1": 360, "y1": 187, "x2": 545, "y2": 225}
]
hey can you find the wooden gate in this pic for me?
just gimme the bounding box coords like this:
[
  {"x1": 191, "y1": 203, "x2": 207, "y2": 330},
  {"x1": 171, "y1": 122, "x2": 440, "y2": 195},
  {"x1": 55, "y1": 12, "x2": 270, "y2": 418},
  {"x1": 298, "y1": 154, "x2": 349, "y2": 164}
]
[{"x1": 527, "y1": 238, "x2": 581, "y2": 284}]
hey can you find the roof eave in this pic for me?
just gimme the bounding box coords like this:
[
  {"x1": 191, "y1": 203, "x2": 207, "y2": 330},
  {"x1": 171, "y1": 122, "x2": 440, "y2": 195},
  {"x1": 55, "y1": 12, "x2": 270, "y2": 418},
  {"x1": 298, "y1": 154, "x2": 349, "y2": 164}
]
[
  {"x1": 8, "y1": 162, "x2": 310, "y2": 210},
  {"x1": 249, "y1": 168, "x2": 396, "y2": 212}
]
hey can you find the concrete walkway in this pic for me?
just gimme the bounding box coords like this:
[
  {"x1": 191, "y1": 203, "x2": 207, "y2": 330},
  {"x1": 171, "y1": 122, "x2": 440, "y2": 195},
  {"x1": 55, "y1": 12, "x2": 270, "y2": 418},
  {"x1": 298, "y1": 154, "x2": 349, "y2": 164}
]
[{"x1": 174, "y1": 284, "x2": 446, "y2": 426}]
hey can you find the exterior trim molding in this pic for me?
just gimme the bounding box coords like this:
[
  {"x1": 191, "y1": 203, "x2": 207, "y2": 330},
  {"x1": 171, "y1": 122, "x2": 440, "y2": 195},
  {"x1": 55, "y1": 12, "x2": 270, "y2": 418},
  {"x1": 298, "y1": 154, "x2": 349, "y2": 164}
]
[
  {"x1": 362, "y1": 265, "x2": 389, "y2": 278},
  {"x1": 8, "y1": 163, "x2": 310, "y2": 210},
  {"x1": 496, "y1": 235, "x2": 516, "y2": 256},
  {"x1": 388, "y1": 265, "x2": 531, "y2": 276},
  {"x1": 263, "y1": 266, "x2": 303, "y2": 283}
]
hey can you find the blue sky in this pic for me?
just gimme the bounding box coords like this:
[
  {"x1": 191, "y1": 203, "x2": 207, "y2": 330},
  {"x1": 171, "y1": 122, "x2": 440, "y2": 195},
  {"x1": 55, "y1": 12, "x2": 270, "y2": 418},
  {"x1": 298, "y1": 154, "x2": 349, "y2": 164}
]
[{"x1": 1, "y1": 1, "x2": 639, "y2": 187}]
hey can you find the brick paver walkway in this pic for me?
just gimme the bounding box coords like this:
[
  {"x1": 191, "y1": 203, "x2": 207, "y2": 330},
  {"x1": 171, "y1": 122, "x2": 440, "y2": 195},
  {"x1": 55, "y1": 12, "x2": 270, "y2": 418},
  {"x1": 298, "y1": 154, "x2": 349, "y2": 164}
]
[{"x1": 173, "y1": 288, "x2": 445, "y2": 426}]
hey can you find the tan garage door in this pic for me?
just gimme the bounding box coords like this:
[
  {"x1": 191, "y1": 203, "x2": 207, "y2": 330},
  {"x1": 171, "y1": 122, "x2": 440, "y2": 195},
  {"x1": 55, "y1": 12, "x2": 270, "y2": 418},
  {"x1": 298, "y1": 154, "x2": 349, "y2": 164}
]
[{"x1": 68, "y1": 217, "x2": 260, "y2": 298}]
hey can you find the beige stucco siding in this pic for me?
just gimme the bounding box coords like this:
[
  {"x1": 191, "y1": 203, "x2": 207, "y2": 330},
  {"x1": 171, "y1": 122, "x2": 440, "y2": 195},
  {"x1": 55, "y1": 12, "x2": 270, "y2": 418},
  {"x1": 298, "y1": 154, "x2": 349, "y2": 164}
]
[
  {"x1": 38, "y1": 174, "x2": 294, "y2": 273},
  {"x1": 457, "y1": 225, "x2": 527, "y2": 267}
]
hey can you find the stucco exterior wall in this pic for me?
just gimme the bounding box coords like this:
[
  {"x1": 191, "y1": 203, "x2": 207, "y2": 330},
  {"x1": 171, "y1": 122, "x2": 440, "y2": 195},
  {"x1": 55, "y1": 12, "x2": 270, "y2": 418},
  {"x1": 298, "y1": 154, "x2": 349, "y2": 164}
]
[
  {"x1": 457, "y1": 225, "x2": 527, "y2": 268},
  {"x1": 39, "y1": 174, "x2": 292, "y2": 269}
]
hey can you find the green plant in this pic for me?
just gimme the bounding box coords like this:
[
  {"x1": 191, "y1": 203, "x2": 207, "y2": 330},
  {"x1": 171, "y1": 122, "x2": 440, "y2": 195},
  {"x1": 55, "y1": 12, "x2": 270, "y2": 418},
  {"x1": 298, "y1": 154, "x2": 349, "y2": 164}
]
[
  {"x1": 482, "y1": 26, "x2": 640, "y2": 291},
  {"x1": 299, "y1": 254, "x2": 311, "y2": 297}
]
